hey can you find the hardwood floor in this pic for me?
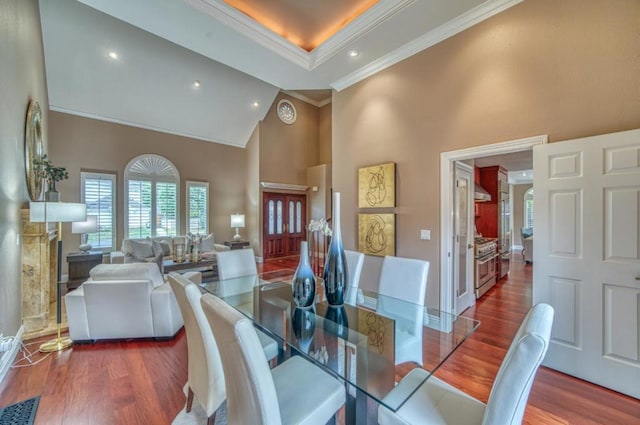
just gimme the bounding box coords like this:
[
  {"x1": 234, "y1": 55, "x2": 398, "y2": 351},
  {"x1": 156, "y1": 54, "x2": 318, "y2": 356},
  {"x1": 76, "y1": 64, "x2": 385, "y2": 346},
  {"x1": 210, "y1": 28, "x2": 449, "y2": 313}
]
[{"x1": 0, "y1": 255, "x2": 638, "y2": 424}]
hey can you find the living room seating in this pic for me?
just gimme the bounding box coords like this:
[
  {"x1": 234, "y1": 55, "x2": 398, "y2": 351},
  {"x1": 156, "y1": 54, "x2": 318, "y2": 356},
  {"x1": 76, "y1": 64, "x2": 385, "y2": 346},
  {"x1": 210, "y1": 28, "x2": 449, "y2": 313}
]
[
  {"x1": 200, "y1": 293, "x2": 346, "y2": 425},
  {"x1": 109, "y1": 234, "x2": 229, "y2": 265},
  {"x1": 378, "y1": 303, "x2": 554, "y2": 425},
  {"x1": 216, "y1": 248, "x2": 257, "y2": 280},
  {"x1": 65, "y1": 263, "x2": 187, "y2": 341}
]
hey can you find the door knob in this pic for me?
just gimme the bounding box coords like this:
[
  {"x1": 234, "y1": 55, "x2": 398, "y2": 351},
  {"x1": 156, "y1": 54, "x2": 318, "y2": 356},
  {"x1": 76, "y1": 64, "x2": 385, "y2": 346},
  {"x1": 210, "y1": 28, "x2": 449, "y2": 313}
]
[{"x1": 468, "y1": 244, "x2": 474, "y2": 250}]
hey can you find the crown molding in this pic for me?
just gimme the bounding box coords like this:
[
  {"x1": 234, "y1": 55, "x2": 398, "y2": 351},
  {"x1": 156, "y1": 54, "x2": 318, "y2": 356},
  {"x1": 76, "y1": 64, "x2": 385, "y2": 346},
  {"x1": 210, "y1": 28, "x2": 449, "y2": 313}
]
[
  {"x1": 331, "y1": 0, "x2": 524, "y2": 91},
  {"x1": 309, "y1": 0, "x2": 415, "y2": 69},
  {"x1": 185, "y1": 0, "x2": 310, "y2": 69},
  {"x1": 282, "y1": 90, "x2": 332, "y2": 108},
  {"x1": 260, "y1": 182, "x2": 308, "y2": 192},
  {"x1": 184, "y1": 0, "x2": 414, "y2": 71}
]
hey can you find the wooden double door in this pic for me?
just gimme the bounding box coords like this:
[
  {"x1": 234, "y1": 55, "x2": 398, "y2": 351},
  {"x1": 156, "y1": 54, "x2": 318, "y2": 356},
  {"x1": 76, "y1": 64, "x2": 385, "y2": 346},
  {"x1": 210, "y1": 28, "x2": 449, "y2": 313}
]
[{"x1": 263, "y1": 193, "x2": 306, "y2": 259}]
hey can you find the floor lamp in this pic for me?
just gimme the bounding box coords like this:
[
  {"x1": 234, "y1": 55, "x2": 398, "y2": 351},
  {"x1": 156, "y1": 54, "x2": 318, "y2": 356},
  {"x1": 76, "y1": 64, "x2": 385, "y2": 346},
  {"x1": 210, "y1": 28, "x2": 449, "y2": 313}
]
[{"x1": 30, "y1": 201, "x2": 86, "y2": 352}]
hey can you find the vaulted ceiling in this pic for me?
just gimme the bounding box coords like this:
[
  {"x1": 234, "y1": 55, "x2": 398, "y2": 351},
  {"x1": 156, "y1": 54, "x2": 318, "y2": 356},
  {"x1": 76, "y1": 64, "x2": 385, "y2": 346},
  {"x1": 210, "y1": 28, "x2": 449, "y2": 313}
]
[{"x1": 40, "y1": 0, "x2": 522, "y2": 147}]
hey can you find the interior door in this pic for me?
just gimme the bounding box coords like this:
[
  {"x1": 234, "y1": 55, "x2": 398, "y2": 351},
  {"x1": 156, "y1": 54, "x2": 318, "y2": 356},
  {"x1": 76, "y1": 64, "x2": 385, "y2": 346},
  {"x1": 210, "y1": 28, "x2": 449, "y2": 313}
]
[
  {"x1": 263, "y1": 193, "x2": 306, "y2": 259},
  {"x1": 454, "y1": 162, "x2": 475, "y2": 314},
  {"x1": 533, "y1": 128, "x2": 640, "y2": 398}
]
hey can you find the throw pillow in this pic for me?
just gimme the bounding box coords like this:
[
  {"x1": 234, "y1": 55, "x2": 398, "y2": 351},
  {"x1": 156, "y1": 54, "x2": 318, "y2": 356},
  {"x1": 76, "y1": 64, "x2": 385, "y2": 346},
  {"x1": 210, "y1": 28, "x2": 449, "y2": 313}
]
[
  {"x1": 129, "y1": 239, "x2": 154, "y2": 259},
  {"x1": 200, "y1": 233, "x2": 215, "y2": 252}
]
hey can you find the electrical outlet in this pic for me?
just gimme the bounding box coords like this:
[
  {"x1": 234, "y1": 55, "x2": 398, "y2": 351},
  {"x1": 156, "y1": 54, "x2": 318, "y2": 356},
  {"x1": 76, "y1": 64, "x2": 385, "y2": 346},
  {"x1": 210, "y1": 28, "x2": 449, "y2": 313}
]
[{"x1": 420, "y1": 229, "x2": 431, "y2": 240}]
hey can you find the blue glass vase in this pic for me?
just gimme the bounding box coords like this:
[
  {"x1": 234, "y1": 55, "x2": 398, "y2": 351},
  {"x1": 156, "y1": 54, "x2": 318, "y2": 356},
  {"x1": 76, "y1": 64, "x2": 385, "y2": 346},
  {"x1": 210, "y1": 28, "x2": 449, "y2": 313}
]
[
  {"x1": 323, "y1": 192, "x2": 348, "y2": 306},
  {"x1": 292, "y1": 241, "x2": 316, "y2": 308},
  {"x1": 292, "y1": 307, "x2": 316, "y2": 353}
]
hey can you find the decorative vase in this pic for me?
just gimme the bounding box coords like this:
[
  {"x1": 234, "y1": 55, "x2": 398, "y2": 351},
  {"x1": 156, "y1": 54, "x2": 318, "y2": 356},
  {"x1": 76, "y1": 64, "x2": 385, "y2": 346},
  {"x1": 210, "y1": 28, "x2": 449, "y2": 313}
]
[
  {"x1": 292, "y1": 241, "x2": 316, "y2": 308},
  {"x1": 323, "y1": 305, "x2": 349, "y2": 340},
  {"x1": 292, "y1": 307, "x2": 316, "y2": 353},
  {"x1": 45, "y1": 181, "x2": 59, "y2": 202},
  {"x1": 323, "y1": 192, "x2": 348, "y2": 306}
]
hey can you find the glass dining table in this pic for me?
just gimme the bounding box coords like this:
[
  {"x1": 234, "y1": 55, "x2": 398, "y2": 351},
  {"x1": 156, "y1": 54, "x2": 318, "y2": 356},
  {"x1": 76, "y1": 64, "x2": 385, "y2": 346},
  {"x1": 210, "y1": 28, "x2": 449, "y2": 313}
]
[{"x1": 200, "y1": 270, "x2": 479, "y2": 424}]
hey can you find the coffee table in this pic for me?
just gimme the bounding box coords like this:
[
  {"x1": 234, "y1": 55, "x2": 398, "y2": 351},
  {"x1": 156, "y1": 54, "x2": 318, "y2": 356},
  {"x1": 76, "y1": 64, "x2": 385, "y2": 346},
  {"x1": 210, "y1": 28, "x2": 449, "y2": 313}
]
[{"x1": 163, "y1": 257, "x2": 218, "y2": 280}]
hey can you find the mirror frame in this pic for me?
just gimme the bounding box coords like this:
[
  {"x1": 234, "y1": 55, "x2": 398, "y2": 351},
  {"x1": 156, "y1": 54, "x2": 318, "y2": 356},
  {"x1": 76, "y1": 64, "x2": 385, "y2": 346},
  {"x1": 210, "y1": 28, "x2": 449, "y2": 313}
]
[{"x1": 24, "y1": 100, "x2": 44, "y2": 201}]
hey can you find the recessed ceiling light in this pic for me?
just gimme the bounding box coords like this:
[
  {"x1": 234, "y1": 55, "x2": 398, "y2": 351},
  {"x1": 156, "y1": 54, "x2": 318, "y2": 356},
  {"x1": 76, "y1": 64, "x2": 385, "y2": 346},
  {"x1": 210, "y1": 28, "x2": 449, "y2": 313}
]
[
  {"x1": 251, "y1": 101, "x2": 259, "y2": 108},
  {"x1": 347, "y1": 50, "x2": 359, "y2": 58},
  {"x1": 107, "y1": 51, "x2": 118, "y2": 60},
  {"x1": 193, "y1": 80, "x2": 201, "y2": 88}
]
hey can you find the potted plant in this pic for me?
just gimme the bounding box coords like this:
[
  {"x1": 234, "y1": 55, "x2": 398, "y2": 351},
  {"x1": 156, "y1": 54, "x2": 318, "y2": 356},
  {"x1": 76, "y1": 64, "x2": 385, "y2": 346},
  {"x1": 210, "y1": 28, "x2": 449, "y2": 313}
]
[{"x1": 33, "y1": 154, "x2": 69, "y2": 201}]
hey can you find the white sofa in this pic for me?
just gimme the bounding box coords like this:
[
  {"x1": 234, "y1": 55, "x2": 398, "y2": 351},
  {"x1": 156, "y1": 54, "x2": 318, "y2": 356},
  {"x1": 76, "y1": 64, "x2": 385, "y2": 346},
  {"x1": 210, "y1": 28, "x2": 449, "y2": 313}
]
[
  {"x1": 109, "y1": 234, "x2": 229, "y2": 265},
  {"x1": 523, "y1": 236, "x2": 533, "y2": 263},
  {"x1": 65, "y1": 263, "x2": 196, "y2": 341}
]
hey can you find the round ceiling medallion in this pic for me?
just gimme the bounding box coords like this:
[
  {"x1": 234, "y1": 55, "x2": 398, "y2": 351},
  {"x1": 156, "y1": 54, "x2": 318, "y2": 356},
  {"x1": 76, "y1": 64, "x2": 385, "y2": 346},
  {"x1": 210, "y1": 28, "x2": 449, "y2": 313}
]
[{"x1": 277, "y1": 99, "x2": 297, "y2": 124}]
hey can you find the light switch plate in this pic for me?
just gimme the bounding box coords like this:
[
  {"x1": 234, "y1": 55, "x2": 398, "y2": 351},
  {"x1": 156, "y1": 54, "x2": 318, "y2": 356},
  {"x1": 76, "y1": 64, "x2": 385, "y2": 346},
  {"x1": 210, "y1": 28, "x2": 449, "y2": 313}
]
[{"x1": 420, "y1": 229, "x2": 430, "y2": 240}]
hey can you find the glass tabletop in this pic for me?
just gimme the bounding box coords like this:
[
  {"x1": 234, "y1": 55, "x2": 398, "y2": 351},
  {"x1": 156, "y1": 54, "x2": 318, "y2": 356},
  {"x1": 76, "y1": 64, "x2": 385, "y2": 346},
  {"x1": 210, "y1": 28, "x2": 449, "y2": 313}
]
[{"x1": 200, "y1": 270, "x2": 479, "y2": 412}]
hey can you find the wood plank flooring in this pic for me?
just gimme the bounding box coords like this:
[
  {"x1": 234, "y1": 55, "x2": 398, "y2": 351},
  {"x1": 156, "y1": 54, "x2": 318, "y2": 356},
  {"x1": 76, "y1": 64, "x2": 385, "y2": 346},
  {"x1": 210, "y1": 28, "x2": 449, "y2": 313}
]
[{"x1": 0, "y1": 256, "x2": 638, "y2": 424}]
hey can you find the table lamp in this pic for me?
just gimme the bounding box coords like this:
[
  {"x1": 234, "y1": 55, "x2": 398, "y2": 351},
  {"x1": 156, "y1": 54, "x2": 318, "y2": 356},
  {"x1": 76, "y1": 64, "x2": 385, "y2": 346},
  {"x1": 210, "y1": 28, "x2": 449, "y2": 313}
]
[
  {"x1": 30, "y1": 201, "x2": 87, "y2": 352},
  {"x1": 230, "y1": 213, "x2": 245, "y2": 241},
  {"x1": 72, "y1": 215, "x2": 98, "y2": 252}
]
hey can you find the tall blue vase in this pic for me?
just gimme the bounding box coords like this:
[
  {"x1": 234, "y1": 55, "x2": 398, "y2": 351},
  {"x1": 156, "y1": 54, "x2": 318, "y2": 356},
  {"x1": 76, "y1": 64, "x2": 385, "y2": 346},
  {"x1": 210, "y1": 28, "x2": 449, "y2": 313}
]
[
  {"x1": 292, "y1": 241, "x2": 316, "y2": 308},
  {"x1": 323, "y1": 192, "x2": 348, "y2": 306}
]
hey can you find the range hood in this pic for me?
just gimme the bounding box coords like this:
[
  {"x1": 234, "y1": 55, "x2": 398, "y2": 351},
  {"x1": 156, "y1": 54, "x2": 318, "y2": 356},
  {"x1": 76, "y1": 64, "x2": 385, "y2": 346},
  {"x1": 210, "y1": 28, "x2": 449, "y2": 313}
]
[{"x1": 474, "y1": 184, "x2": 492, "y2": 202}]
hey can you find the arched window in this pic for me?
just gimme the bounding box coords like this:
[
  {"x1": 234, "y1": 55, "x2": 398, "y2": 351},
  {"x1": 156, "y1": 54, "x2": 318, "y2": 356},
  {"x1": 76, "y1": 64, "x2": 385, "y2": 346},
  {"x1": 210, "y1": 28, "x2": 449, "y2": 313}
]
[
  {"x1": 524, "y1": 187, "x2": 534, "y2": 228},
  {"x1": 125, "y1": 154, "x2": 180, "y2": 238}
]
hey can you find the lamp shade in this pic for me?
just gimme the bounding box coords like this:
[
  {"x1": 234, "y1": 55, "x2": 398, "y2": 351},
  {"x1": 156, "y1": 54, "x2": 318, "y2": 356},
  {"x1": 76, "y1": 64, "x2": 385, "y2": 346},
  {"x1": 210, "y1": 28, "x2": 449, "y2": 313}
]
[
  {"x1": 230, "y1": 213, "x2": 245, "y2": 228},
  {"x1": 30, "y1": 202, "x2": 86, "y2": 223},
  {"x1": 72, "y1": 215, "x2": 98, "y2": 234}
]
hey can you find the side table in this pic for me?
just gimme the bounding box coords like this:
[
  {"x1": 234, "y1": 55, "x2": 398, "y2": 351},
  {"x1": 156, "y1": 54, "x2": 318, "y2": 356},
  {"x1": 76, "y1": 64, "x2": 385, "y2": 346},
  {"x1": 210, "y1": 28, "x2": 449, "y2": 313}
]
[
  {"x1": 224, "y1": 240, "x2": 250, "y2": 250},
  {"x1": 67, "y1": 251, "x2": 103, "y2": 290}
]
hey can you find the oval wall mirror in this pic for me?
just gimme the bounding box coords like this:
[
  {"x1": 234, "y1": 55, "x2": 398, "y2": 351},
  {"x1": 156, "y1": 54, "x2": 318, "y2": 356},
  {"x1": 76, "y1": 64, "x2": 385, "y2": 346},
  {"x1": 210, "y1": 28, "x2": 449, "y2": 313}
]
[{"x1": 24, "y1": 100, "x2": 44, "y2": 201}]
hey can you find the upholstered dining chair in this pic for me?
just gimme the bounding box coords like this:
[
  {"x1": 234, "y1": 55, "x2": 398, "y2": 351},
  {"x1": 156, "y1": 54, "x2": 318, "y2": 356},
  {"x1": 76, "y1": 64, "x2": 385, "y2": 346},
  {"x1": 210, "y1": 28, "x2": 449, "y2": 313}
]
[
  {"x1": 169, "y1": 272, "x2": 279, "y2": 424},
  {"x1": 168, "y1": 273, "x2": 225, "y2": 425},
  {"x1": 344, "y1": 250, "x2": 365, "y2": 306},
  {"x1": 216, "y1": 248, "x2": 257, "y2": 280},
  {"x1": 376, "y1": 255, "x2": 430, "y2": 366},
  {"x1": 200, "y1": 293, "x2": 346, "y2": 425},
  {"x1": 378, "y1": 303, "x2": 554, "y2": 425}
]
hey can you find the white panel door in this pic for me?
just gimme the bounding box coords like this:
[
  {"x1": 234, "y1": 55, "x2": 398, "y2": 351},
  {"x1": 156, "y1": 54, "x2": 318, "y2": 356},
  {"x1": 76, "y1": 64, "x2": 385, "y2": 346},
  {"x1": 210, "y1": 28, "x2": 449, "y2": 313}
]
[
  {"x1": 454, "y1": 162, "x2": 475, "y2": 314},
  {"x1": 533, "y1": 128, "x2": 640, "y2": 398}
]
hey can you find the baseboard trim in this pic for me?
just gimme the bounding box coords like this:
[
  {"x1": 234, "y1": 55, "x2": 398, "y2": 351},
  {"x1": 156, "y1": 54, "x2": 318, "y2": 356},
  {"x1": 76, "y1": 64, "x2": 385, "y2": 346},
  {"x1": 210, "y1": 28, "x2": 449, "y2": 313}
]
[{"x1": 0, "y1": 325, "x2": 24, "y2": 385}]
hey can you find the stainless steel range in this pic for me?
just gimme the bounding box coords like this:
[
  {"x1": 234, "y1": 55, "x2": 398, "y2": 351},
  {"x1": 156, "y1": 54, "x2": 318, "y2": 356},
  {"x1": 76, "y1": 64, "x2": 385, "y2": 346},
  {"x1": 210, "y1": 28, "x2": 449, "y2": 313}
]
[{"x1": 474, "y1": 237, "x2": 498, "y2": 298}]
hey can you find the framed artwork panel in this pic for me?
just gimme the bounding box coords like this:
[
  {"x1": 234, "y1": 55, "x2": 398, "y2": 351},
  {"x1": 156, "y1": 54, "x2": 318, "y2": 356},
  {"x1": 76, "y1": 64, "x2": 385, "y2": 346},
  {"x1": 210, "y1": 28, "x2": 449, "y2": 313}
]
[
  {"x1": 358, "y1": 163, "x2": 395, "y2": 208},
  {"x1": 358, "y1": 213, "x2": 395, "y2": 257}
]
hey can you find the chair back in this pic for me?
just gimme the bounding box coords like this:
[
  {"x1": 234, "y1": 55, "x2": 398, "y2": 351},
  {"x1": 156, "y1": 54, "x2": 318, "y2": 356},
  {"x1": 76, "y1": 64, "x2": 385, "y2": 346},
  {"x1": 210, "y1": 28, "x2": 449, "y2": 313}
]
[
  {"x1": 168, "y1": 273, "x2": 225, "y2": 416},
  {"x1": 200, "y1": 293, "x2": 282, "y2": 425},
  {"x1": 377, "y1": 256, "x2": 429, "y2": 305},
  {"x1": 217, "y1": 249, "x2": 257, "y2": 280},
  {"x1": 344, "y1": 250, "x2": 365, "y2": 305},
  {"x1": 483, "y1": 303, "x2": 554, "y2": 425}
]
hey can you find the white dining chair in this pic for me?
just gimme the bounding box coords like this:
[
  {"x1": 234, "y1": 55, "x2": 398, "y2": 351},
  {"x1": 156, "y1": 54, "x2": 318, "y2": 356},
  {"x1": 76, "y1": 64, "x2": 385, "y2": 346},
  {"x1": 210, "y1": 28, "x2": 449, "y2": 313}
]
[
  {"x1": 169, "y1": 272, "x2": 279, "y2": 424},
  {"x1": 344, "y1": 250, "x2": 365, "y2": 306},
  {"x1": 378, "y1": 303, "x2": 554, "y2": 425},
  {"x1": 376, "y1": 255, "x2": 430, "y2": 366},
  {"x1": 168, "y1": 273, "x2": 226, "y2": 425},
  {"x1": 216, "y1": 249, "x2": 257, "y2": 280},
  {"x1": 200, "y1": 293, "x2": 346, "y2": 425}
]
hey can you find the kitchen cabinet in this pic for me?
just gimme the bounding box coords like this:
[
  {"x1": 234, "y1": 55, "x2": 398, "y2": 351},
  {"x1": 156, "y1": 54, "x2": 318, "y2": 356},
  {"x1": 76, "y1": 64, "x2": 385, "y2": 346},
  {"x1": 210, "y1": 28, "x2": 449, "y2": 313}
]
[{"x1": 475, "y1": 166, "x2": 511, "y2": 279}]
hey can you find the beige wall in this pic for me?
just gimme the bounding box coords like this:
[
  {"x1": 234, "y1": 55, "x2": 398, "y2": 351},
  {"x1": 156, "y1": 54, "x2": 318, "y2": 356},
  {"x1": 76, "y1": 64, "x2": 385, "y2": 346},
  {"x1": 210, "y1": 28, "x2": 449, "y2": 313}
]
[
  {"x1": 333, "y1": 0, "x2": 640, "y2": 307},
  {"x1": 259, "y1": 94, "x2": 319, "y2": 185},
  {"x1": 48, "y1": 112, "x2": 247, "y2": 273},
  {"x1": 512, "y1": 183, "x2": 532, "y2": 247},
  {"x1": 318, "y1": 103, "x2": 332, "y2": 165},
  {"x1": 0, "y1": 0, "x2": 49, "y2": 336},
  {"x1": 245, "y1": 125, "x2": 260, "y2": 254}
]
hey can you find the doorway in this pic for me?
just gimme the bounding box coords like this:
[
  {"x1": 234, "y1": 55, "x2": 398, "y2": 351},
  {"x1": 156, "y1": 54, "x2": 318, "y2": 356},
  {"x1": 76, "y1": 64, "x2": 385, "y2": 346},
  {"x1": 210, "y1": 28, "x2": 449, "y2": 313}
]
[
  {"x1": 439, "y1": 135, "x2": 547, "y2": 313},
  {"x1": 262, "y1": 192, "x2": 307, "y2": 259},
  {"x1": 453, "y1": 162, "x2": 475, "y2": 314}
]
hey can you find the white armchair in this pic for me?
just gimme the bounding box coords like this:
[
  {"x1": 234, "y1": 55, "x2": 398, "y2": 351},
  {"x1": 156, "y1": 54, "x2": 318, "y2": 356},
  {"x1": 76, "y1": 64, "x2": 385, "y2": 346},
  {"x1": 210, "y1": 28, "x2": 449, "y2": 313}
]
[{"x1": 65, "y1": 263, "x2": 188, "y2": 341}]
